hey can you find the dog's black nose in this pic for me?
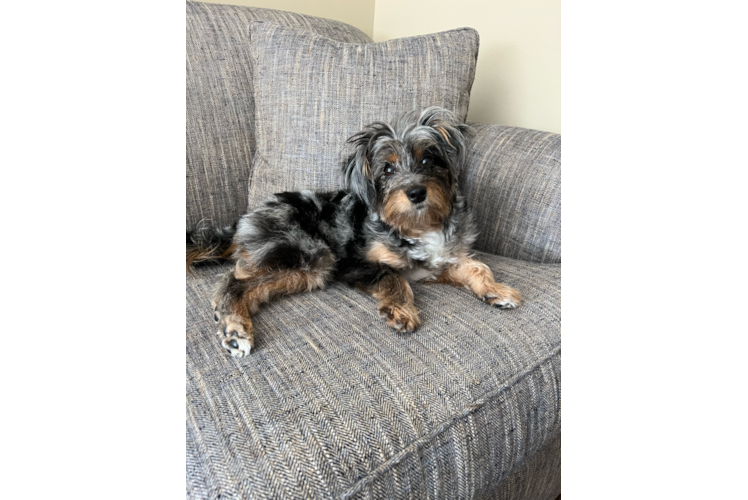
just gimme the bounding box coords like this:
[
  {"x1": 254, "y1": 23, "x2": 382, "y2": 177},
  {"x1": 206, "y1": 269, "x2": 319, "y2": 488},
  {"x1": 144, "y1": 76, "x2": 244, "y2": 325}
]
[{"x1": 406, "y1": 185, "x2": 427, "y2": 204}]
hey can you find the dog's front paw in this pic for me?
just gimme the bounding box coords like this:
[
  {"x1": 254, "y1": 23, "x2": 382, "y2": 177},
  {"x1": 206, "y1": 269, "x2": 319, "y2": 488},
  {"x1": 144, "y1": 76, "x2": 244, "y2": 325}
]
[
  {"x1": 211, "y1": 301, "x2": 222, "y2": 323},
  {"x1": 217, "y1": 314, "x2": 255, "y2": 357},
  {"x1": 482, "y1": 285, "x2": 523, "y2": 309},
  {"x1": 379, "y1": 303, "x2": 421, "y2": 332}
]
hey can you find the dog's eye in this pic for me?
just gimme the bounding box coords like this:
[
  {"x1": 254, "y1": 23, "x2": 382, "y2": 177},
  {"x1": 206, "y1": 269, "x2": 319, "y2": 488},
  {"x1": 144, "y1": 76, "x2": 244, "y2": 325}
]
[{"x1": 384, "y1": 164, "x2": 396, "y2": 177}]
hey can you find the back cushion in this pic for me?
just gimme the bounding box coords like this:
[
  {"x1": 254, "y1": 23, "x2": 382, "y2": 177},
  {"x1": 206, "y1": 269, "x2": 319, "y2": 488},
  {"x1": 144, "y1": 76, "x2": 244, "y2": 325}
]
[
  {"x1": 186, "y1": 1, "x2": 372, "y2": 230},
  {"x1": 246, "y1": 22, "x2": 480, "y2": 207}
]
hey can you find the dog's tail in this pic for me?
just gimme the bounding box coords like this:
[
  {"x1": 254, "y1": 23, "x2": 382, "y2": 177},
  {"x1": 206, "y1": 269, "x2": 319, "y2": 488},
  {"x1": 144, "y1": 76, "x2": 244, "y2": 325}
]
[{"x1": 186, "y1": 222, "x2": 238, "y2": 272}]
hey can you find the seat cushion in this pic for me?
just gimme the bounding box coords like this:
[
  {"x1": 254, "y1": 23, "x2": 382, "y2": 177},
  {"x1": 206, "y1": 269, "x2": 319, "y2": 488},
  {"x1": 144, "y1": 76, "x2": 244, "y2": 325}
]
[
  {"x1": 186, "y1": 252, "x2": 560, "y2": 499},
  {"x1": 186, "y1": 1, "x2": 373, "y2": 231},
  {"x1": 245, "y1": 21, "x2": 480, "y2": 208}
]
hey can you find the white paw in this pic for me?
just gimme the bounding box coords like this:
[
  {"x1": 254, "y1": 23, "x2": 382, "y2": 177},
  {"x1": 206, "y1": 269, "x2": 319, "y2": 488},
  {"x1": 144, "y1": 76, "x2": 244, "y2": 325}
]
[
  {"x1": 221, "y1": 336, "x2": 252, "y2": 358},
  {"x1": 485, "y1": 295, "x2": 519, "y2": 309},
  {"x1": 216, "y1": 314, "x2": 254, "y2": 357},
  {"x1": 482, "y1": 288, "x2": 523, "y2": 309}
]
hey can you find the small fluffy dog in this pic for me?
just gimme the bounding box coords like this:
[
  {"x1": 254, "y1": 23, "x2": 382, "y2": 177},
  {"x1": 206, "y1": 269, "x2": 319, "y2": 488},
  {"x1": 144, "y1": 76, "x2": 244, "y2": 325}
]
[{"x1": 187, "y1": 107, "x2": 522, "y2": 357}]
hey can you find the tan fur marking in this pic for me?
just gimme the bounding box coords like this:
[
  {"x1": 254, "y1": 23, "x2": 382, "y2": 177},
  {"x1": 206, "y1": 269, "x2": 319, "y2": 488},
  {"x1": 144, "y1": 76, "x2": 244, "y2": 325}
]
[
  {"x1": 381, "y1": 180, "x2": 452, "y2": 237},
  {"x1": 382, "y1": 190, "x2": 413, "y2": 231},
  {"x1": 222, "y1": 313, "x2": 256, "y2": 346},
  {"x1": 234, "y1": 261, "x2": 267, "y2": 280},
  {"x1": 435, "y1": 126, "x2": 454, "y2": 148},
  {"x1": 221, "y1": 243, "x2": 238, "y2": 259},
  {"x1": 231, "y1": 268, "x2": 330, "y2": 317},
  {"x1": 434, "y1": 258, "x2": 523, "y2": 307},
  {"x1": 186, "y1": 243, "x2": 237, "y2": 272},
  {"x1": 387, "y1": 152, "x2": 399, "y2": 164},
  {"x1": 186, "y1": 249, "x2": 202, "y2": 272},
  {"x1": 366, "y1": 274, "x2": 420, "y2": 332},
  {"x1": 366, "y1": 241, "x2": 408, "y2": 269},
  {"x1": 362, "y1": 158, "x2": 372, "y2": 180},
  {"x1": 424, "y1": 180, "x2": 451, "y2": 222}
]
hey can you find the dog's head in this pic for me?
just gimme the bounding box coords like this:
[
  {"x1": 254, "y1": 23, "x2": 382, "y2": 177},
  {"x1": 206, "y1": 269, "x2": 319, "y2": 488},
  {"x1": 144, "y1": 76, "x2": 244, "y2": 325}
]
[{"x1": 343, "y1": 107, "x2": 472, "y2": 237}]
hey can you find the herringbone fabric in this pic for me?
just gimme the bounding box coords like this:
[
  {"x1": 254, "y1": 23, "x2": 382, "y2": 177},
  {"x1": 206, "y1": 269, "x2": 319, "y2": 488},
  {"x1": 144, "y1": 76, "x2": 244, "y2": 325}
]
[
  {"x1": 462, "y1": 124, "x2": 561, "y2": 263},
  {"x1": 481, "y1": 431, "x2": 560, "y2": 500},
  {"x1": 186, "y1": 1, "x2": 372, "y2": 231},
  {"x1": 186, "y1": 252, "x2": 561, "y2": 499},
  {"x1": 245, "y1": 22, "x2": 479, "y2": 208}
]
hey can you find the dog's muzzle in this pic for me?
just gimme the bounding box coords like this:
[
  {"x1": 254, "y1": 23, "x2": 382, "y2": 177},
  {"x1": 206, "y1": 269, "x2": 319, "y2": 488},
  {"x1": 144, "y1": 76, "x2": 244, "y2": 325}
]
[{"x1": 406, "y1": 185, "x2": 427, "y2": 204}]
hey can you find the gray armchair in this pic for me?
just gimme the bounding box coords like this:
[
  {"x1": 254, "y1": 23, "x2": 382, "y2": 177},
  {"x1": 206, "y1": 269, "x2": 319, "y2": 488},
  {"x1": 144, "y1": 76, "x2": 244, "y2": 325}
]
[{"x1": 186, "y1": 2, "x2": 561, "y2": 499}]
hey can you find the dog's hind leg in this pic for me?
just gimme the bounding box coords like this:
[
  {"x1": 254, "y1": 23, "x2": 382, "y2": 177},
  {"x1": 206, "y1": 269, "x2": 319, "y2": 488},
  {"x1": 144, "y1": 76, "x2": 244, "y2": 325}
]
[
  {"x1": 210, "y1": 269, "x2": 260, "y2": 358},
  {"x1": 212, "y1": 258, "x2": 334, "y2": 357}
]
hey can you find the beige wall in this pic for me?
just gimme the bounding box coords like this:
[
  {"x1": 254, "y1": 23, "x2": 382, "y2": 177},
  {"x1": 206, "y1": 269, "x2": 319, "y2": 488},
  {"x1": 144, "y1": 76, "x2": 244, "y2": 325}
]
[
  {"x1": 373, "y1": 0, "x2": 560, "y2": 133},
  {"x1": 198, "y1": 0, "x2": 560, "y2": 133},
  {"x1": 198, "y1": 0, "x2": 376, "y2": 39}
]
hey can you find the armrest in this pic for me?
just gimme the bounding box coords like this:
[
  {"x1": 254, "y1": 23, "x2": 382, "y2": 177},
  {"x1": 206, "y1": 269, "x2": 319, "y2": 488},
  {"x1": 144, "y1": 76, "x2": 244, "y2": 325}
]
[{"x1": 461, "y1": 123, "x2": 561, "y2": 263}]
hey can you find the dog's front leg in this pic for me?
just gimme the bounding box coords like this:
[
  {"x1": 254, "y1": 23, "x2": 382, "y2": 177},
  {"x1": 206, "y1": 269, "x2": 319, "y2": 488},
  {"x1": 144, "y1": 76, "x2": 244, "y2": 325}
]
[
  {"x1": 434, "y1": 258, "x2": 523, "y2": 309},
  {"x1": 361, "y1": 273, "x2": 421, "y2": 332}
]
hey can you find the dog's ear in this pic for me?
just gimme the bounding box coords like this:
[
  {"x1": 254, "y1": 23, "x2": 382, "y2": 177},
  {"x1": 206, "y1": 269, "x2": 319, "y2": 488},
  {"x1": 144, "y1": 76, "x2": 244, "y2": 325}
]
[
  {"x1": 343, "y1": 130, "x2": 376, "y2": 207},
  {"x1": 343, "y1": 123, "x2": 392, "y2": 208},
  {"x1": 418, "y1": 107, "x2": 474, "y2": 170}
]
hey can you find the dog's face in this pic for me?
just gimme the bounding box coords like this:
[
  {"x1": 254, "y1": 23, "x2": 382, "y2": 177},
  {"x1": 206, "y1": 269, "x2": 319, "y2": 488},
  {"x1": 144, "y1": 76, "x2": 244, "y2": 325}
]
[{"x1": 344, "y1": 107, "x2": 471, "y2": 237}]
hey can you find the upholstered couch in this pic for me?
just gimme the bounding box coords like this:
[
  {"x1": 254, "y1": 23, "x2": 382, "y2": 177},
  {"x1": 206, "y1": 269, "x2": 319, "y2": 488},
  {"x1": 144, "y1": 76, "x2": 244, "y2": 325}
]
[{"x1": 186, "y1": 2, "x2": 561, "y2": 498}]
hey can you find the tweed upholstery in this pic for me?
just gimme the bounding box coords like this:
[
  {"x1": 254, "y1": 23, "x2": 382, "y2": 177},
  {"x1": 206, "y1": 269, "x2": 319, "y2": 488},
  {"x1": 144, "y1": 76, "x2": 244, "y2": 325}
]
[
  {"x1": 186, "y1": 1, "x2": 372, "y2": 231},
  {"x1": 186, "y1": 252, "x2": 560, "y2": 499},
  {"x1": 483, "y1": 431, "x2": 560, "y2": 500},
  {"x1": 245, "y1": 22, "x2": 479, "y2": 208},
  {"x1": 461, "y1": 123, "x2": 561, "y2": 263}
]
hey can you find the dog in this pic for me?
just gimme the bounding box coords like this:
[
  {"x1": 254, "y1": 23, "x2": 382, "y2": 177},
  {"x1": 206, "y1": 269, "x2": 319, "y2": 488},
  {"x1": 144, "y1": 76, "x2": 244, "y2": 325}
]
[{"x1": 187, "y1": 107, "x2": 523, "y2": 357}]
